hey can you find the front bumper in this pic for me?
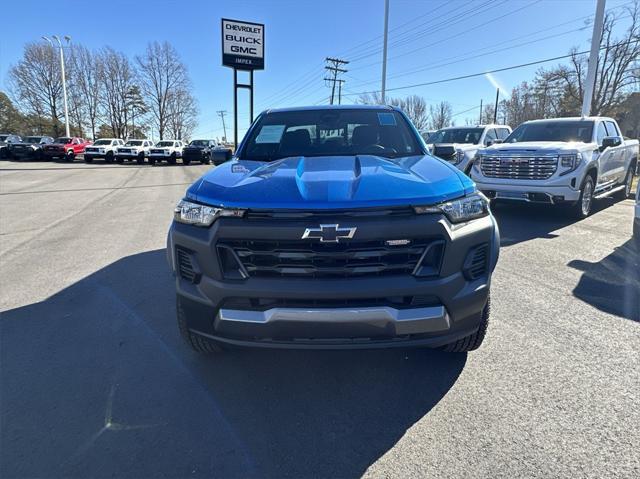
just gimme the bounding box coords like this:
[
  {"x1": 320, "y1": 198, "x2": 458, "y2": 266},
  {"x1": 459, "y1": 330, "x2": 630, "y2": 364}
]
[
  {"x1": 43, "y1": 149, "x2": 65, "y2": 158},
  {"x1": 472, "y1": 167, "x2": 583, "y2": 204},
  {"x1": 168, "y1": 211, "x2": 499, "y2": 349}
]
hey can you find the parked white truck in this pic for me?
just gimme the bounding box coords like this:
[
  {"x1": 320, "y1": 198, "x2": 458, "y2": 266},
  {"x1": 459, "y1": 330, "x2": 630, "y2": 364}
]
[
  {"x1": 472, "y1": 117, "x2": 639, "y2": 218},
  {"x1": 148, "y1": 140, "x2": 184, "y2": 165},
  {"x1": 84, "y1": 138, "x2": 125, "y2": 163},
  {"x1": 116, "y1": 139, "x2": 154, "y2": 164},
  {"x1": 427, "y1": 124, "x2": 512, "y2": 174}
]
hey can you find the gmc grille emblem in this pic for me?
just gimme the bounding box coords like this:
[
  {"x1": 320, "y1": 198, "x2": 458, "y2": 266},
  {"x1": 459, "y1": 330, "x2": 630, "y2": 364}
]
[{"x1": 301, "y1": 224, "x2": 357, "y2": 243}]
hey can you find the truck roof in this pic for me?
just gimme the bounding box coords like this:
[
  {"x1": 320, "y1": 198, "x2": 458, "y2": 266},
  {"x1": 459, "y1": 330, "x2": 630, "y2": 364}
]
[
  {"x1": 525, "y1": 116, "x2": 615, "y2": 123},
  {"x1": 265, "y1": 104, "x2": 396, "y2": 114},
  {"x1": 438, "y1": 124, "x2": 509, "y2": 130}
]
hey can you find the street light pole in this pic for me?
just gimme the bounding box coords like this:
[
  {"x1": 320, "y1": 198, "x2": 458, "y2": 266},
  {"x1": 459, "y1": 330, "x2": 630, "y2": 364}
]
[
  {"x1": 43, "y1": 35, "x2": 71, "y2": 137},
  {"x1": 381, "y1": 0, "x2": 389, "y2": 104},
  {"x1": 581, "y1": 0, "x2": 606, "y2": 117}
]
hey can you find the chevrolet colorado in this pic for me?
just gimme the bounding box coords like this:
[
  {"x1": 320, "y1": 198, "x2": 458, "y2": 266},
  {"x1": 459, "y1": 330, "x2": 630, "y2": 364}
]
[
  {"x1": 149, "y1": 140, "x2": 184, "y2": 165},
  {"x1": 43, "y1": 137, "x2": 91, "y2": 161},
  {"x1": 6, "y1": 136, "x2": 54, "y2": 160},
  {"x1": 472, "y1": 117, "x2": 639, "y2": 218},
  {"x1": 427, "y1": 125, "x2": 512, "y2": 174},
  {"x1": 84, "y1": 138, "x2": 125, "y2": 163},
  {"x1": 116, "y1": 139, "x2": 154, "y2": 164},
  {"x1": 182, "y1": 139, "x2": 217, "y2": 165},
  {"x1": 167, "y1": 106, "x2": 500, "y2": 353}
]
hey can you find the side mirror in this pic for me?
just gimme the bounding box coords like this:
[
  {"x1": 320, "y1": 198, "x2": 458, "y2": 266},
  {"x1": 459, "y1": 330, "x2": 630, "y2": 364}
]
[
  {"x1": 600, "y1": 136, "x2": 621, "y2": 151},
  {"x1": 225, "y1": 149, "x2": 233, "y2": 161}
]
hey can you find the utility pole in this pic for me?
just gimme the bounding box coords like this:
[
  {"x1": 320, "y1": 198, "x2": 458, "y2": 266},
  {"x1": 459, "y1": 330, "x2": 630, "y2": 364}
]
[
  {"x1": 479, "y1": 99, "x2": 483, "y2": 124},
  {"x1": 325, "y1": 57, "x2": 349, "y2": 105},
  {"x1": 217, "y1": 110, "x2": 228, "y2": 142},
  {"x1": 493, "y1": 88, "x2": 500, "y2": 124},
  {"x1": 582, "y1": 0, "x2": 606, "y2": 116},
  {"x1": 43, "y1": 35, "x2": 71, "y2": 137},
  {"x1": 336, "y1": 79, "x2": 346, "y2": 105},
  {"x1": 381, "y1": 0, "x2": 390, "y2": 104}
]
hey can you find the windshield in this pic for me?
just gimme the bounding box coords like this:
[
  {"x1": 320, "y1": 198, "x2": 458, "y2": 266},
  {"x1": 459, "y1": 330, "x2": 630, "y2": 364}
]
[
  {"x1": 189, "y1": 140, "x2": 210, "y2": 146},
  {"x1": 24, "y1": 137, "x2": 42, "y2": 143},
  {"x1": 505, "y1": 121, "x2": 594, "y2": 143},
  {"x1": 93, "y1": 139, "x2": 112, "y2": 146},
  {"x1": 241, "y1": 109, "x2": 421, "y2": 161},
  {"x1": 156, "y1": 141, "x2": 174, "y2": 147},
  {"x1": 55, "y1": 137, "x2": 72, "y2": 144},
  {"x1": 429, "y1": 128, "x2": 483, "y2": 144},
  {"x1": 125, "y1": 140, "x2": 143, "y2": 146},
  {"x1": 0, "y1": 135, "x2": 8, "y2": 142}
]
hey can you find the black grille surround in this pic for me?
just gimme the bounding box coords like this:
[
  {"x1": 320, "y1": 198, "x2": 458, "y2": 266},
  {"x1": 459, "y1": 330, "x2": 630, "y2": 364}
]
[{"x1": 218, "y1": 238, "x2": 444, "y2": 279}]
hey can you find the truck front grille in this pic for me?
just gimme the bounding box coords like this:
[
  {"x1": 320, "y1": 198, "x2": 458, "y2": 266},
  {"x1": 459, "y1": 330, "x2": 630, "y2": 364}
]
[
  {"x1": 481, "y1": 155, "x2": 557, "y2": 180},
  {"x1": 220, "y1": 239, "x2": 441, "y2": 278}
]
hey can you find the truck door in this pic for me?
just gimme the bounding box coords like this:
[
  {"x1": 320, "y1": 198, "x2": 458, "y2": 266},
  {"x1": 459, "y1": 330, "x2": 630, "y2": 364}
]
[
  {"x1": 605, "y1": 120, "x2": 626, "y2": 181},
  {"x1": 595, "y1": 121, "x2": 615, "y2": 186}
]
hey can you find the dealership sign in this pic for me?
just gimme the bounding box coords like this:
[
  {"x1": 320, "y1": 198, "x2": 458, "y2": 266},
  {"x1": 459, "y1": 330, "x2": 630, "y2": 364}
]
[{"x1": 221, "y1": 18, "x2": 264, "y2": 70}]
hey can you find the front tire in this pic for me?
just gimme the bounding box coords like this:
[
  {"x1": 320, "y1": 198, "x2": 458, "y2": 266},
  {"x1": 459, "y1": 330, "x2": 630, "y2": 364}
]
[
  {"x1": 168, "y1": 153, "x2": 177, "y2": 165},
  {"x1": 571, "y1": 174, "x2": 595, "y2": 219},
  {"x1": 136, "y1": 152, "x2": 145, "y2": 165},
  {"x1": 84, "y1": 155, "x2": 93, "y2": 163},
  {"x1": 105, "y1": 152, "x2": 114, "y2": 163},
  {"x1": 65, "y1": 150, "x2": 75, "y2": 162},
  {"x1": 177, "y1": 296, "x2": 223, "y2": 354},
  {"x1": 443, "y1": 295, "x2": 490, "y2": 353},
  {"x1": 148, "y1": 157, "x2": 156, "y2": 166}
]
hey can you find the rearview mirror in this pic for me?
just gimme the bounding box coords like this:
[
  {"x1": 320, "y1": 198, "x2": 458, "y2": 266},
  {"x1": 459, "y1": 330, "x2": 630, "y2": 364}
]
[{"x1": 600, "y1": 136, "x2": 621, "y2": 151}]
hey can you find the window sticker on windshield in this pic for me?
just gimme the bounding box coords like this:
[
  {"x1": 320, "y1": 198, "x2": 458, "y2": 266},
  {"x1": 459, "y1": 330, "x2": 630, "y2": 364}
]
[
  {"x1": 378, "y1": 112, "x2": 396, "y2": 126},
  {"x1": 255, "y1": 125, "x2": 286, "y2": 143}
]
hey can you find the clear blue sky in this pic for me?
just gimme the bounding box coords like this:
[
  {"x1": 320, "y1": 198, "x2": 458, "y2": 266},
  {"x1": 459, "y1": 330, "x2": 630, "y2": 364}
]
[{"x1": 0, "y1": 0, "x2": 635, "y2": 140}]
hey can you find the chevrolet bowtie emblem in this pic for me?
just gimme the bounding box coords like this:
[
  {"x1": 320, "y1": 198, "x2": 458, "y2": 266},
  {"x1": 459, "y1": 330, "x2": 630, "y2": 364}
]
[{"x1": 301, "y1": 224, "x2": 357, "y2": 243}]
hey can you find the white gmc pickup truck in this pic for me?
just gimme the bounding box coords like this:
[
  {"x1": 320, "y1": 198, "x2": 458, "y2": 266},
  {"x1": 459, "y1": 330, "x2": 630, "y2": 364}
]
[
  {"x1": 427, "y1": 124, "x2": 512, "y2": 174},
  {"x1": 472, "y1": 117, "x2": 639, "y2": 218}
]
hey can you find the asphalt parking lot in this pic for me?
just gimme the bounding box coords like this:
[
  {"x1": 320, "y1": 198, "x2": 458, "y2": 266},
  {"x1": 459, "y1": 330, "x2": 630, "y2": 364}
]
[{"x1": 1, "y1": 160, "x2": 638, "y2": 478}]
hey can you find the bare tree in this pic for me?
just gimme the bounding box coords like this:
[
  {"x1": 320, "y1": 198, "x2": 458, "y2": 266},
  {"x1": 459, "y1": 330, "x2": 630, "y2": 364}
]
[
  {"x1": 8, "y1": 43, "x2": 64, "y2": 136},
  {"x1": 136, "y1": 41, "x2": 192, "y2": 140},
  {"x1": 70, "y1": 45, "x2": 103, "y2": 140},
  {"x1": 545, "y1": 2, "x2": 640, "y2": 115},
  {"x1": 99, "y1": 47, "x2": 135, "y2": 138},
  {"x1": 429, "y1": 101, "x2": 453, "y2": 130},
  {"x1": 166, "y1": 88, "x2": 198, "y2": 140}
]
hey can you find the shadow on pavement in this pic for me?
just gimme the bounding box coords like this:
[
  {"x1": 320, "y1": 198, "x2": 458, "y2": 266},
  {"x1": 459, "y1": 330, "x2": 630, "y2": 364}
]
[
  {"x1": 568, "y1": 238, "x2": 640, "y2": 322},
  {"x1": 0, "y1": 249, "x2": 465, "y2": 478},
  {"x1": 492, "y1": 199, "x2": 614, "y2": 247}
]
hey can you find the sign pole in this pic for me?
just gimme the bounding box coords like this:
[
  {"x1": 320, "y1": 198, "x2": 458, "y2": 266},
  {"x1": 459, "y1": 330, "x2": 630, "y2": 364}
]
[
  {"x1": 233, "y1": 68, "x2": 238, "y2": 148},
  {"x1": 250, "y1": 69, "x2": 254, "y2": 122}
]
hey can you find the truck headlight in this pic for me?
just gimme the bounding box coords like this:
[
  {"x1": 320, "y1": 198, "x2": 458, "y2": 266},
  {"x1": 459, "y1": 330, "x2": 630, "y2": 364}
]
[
  {"x1": 414, "y1": 192, "x2": 489, "y2": 223},
  {"x1": 174, "y1": 199, "x2": 245, "y2": 227},
  {"x1": 559, "y1": 153, "x2": 582, "y2": 175}
]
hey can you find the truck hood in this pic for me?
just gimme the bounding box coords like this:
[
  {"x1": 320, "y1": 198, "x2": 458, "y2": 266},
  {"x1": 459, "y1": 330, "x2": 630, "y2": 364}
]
[
  {"x1": 189, "y1": 155, "x2": 474, "y2": 209},
  {"x1": 482, "y1": 141, "x2": 594, "y2": 154}
]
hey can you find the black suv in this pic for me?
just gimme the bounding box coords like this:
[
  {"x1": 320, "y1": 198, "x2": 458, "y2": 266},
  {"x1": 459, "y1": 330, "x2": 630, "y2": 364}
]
[{"x1": 8, "y1": 136, "x2": 54, "y2": 161}]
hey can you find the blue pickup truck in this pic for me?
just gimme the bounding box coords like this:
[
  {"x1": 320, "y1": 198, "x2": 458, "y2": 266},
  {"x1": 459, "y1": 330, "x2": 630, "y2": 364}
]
[{"x1": 167, "y1": 105, "x2": 499, "y2": 353}]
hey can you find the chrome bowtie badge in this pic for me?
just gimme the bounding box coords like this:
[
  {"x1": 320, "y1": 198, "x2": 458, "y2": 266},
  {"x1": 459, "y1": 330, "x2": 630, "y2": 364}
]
[{"x1": 301, "y1": 224, "x2": 357, "y2": 243}]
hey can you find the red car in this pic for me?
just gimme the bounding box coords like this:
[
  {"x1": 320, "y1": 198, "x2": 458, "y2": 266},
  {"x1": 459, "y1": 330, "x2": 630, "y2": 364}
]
[{"x1": 42, "y1": 137, "x2": 92, "y2": 161}]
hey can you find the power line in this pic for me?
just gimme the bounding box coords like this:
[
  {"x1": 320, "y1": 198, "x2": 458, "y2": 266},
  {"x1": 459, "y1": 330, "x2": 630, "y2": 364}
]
[{"x1": 341, "y1": 39, "x2": 640, "y2": 97}]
